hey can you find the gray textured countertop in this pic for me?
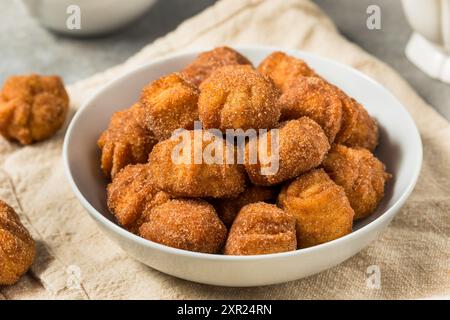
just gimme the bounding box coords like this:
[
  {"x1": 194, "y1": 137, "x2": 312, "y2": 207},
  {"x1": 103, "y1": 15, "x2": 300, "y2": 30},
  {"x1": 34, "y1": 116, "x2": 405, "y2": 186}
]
[{"x1": 1, "y1": 0, "x2": 448, "y2": 120}]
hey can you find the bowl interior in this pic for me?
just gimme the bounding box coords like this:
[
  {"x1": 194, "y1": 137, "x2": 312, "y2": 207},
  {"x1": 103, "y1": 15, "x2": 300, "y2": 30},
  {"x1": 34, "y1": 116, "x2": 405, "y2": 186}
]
[{"x1": 64, "y1": 46, "x2": 422, "y2": 239}]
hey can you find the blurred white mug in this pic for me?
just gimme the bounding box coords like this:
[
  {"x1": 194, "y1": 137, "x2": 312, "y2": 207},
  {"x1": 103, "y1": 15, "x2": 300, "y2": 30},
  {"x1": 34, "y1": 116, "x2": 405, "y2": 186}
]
[
  {"x1": 22, "y1": 0, "x2": 157, "y2": 37},
  {"x1": 402, "y1": 0, "x2": 450, "y2": 82}
]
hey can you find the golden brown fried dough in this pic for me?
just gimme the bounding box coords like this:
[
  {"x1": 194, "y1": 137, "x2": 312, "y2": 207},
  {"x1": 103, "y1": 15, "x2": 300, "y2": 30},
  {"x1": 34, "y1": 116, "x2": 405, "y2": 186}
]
[
  {"x1": 224, "y1": 202, "x2": 297, "y2": 255},
  {"x1": 0, "y1": 200, "x2": 35, "y2": 285},
  {"x1": 278, "y1": 169, "x2": 354, "y2": 248},
  {"x1": 279, "y1": 77, "x2": 343, "y2": 143},
  {"x1": 107, "y1": 164, "x2": 171, "y2": 233},
  {"x1": 322, "y1": 144, "x2": 391, "y2": 220},
  {"x1": 334, "y1": 94, "x2": 378, "y2": 151},
  {"x1": 0, "y1": 74, "x2": 69, "y2": 145},
  {"x1": 257, "y1": 51, "x2": 317, "y2": 92},
  {"x1": 182, "y1": 46, "x2": 253, "y2": 86},
  {"x1": 244, "y1": 118, "x2": 330, "y2": 186},
  {"x1": 213, "y1": 185, "x2": 278, "y2": 227},
  {"x1": 140, "y1": 73, "x2": 199, "y2": 141},
  {"x1": 139, "y1": 199, "x2": 226, "y2": 253},
  {"x1": 98, "y1": 103, "x2": 157, "y2": 179},
  {"x1": 198, "y1": 65, "x2": 280, "y2": 131},
  {"x1": 148, "y1": 130, "x2": 246, "y2": 198}
]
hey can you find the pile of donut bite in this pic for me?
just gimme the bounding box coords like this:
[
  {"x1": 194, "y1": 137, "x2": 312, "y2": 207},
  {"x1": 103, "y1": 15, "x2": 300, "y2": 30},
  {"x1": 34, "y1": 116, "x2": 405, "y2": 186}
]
[{"x1": 99, "y1": 47, "x2": 391, "y2": 256}]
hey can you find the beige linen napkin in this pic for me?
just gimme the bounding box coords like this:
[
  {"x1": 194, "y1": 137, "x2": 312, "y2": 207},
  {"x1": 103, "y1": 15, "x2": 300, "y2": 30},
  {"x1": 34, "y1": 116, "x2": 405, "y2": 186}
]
[{"x1": 1, "y1": 0, "x2": 449, "y2": 299}]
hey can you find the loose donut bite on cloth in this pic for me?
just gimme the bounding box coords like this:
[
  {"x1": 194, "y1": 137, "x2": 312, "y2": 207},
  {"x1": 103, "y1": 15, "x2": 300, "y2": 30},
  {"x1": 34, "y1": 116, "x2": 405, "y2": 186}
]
[
  {"x1": 257, "y1": 51, "x2": 317, "y2": 92},
  {"x1": 140, "y1": 73, "x2": 199, "y2": 141},
  {"x1": 0, "y1": 200, "x2": 35, "y2": 285},
  {"x1": 107, "y1": 163, "x2": 171, "y2": 233},
  {"x1": 224, "y1": 202, "x2": 297, "y2": 255},
  {"x1": 139, "y1": 199, "x2": 227, "y2": 254},
  {"x1": 98, "y1": 103, "x2": 157, "y2": 179},
  {"x1": 148, "y1": 130, "x2": 246, "y2": 198},
  {"x1": 182, "y1": 46, "x2": 253, "y2": 86},
  {"x1": 279, "y1": 76, "x2": 343, "y2": 143},
  {"x1": 244, "y1": 117, "x2": 330, "y2": 186},
  {"x1": 323, "y1": 144, "x2": 391, "y2": 220},
  {"x1": 0, "y1": 74, "x2": 69, "y2": 145},
  {"x1": 198, "y1": 65, "x2": 280, "y2": 131},
  {"x1": 278, "y1": 169, "x2": 354, "y2": 248}
]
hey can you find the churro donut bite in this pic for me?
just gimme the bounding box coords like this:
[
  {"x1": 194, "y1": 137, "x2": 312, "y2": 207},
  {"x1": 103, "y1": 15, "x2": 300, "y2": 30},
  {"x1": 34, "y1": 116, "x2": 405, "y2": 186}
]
[
  {"x1": 279, "y1": 77, "x2": 343, "y2": 143},
  {"x1": 257, "y1": 51, "x2": 316, "y2": 92},
  {"x1": 181, "y1": 46, "x2": 253, "y2": 86},
  {"x1": 278, "y1": 169, "x2": 354, "y2": 248},
  {"x1": 198, "y1": 65, "x2": 280, "y2": 131},
  {"x1": 224, "y1": 202, "x2": 297, "y2": 255},
  {"x1": 0, "y1": 74, "x2": 69, "y2": 145},
  {"x1": 98, "y1": 103, "x2": 157, "y2": 179},
  {"x1": 213, "y1": 185, "x2": 278, "y2": 227},
  {"x1": 140, "y1": 73, "x2": 199, "y2": 141},
  {"x1": 334, "y1": 94, "x2": 378, "y2": 151},
  {"x1": 244, "y1": 118, "x2": 330, "y2": 186},
  {"x1": 107, "y1": 164, "x2": 171, "y2": 233},
  {"x1": 139, "y1": 199, "x2": 227, "y2": 254},
  {"x1": 148, "y1": 130, "x2": 246, "y2": 198},
  {"x1": 0, "y1": 200, "x2": 35, "y2": 285},
  {"x1": 323, "y1": 144, "x2": 391, "y2": 220}
]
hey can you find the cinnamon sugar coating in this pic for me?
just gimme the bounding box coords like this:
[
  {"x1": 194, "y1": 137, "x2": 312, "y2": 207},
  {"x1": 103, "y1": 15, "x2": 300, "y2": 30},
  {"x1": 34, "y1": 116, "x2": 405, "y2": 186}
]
[
  {"x1": 278, "y1": 169, "x2": 354, "y2": 248},
  {"x1": 139, "y1": 199, "x2": 227, "y2": 254},
  {"x1": 148, "y1": 130, "x2": 246, "y2": 198},
  {"x1": 107, "y1": 163, "x2": 171, "y2": 233},
  {"x1": 198, "y1": 65, "x2": 280, "y2": 131},
  {"x1": 140, "y1": 73, "x2": 199, "y2": 141},
  {"x1": 182, "y1": 46, "x2": 253, "y2": 86},
  {"x1": 279, "y1": 76, "x2": 343, "y2": 143},
  {"x1": 98, "y1": 103, "x2": 157, "y2": 179},
  {"x1": 0, "y1": 74, "x2": 69, "y2": 145},
  {"x1": 322, "y1": 144, "x2": 391, "y2": 220},
  {"x1": 244, "y1": 118, "x2": 330, "y2": 186},
  {"x1": 0, "y1": 200, "x2": 35, "y2": 285},
  {"x1": 224, "y1": 202, "x2": 297, "y2": 255},
  {"x1": 257, "y1": 51, "x2": 317, "y2": 92}
]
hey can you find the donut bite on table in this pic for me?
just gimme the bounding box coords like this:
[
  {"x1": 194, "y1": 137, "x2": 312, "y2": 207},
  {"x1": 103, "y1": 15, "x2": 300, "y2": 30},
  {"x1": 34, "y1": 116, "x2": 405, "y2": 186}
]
[
  {"x1": 98, "y1": 46, "x2": 391, "y2": 256},
  {"x1": 0, "y1": 74, "x2": 67, "y2": 285},
  {"x1": 0, "y1": 74, "x2": 69, "y2": 145},
  {"x1": 0, "y1": 200, "x2": 35, "y2": 285}
]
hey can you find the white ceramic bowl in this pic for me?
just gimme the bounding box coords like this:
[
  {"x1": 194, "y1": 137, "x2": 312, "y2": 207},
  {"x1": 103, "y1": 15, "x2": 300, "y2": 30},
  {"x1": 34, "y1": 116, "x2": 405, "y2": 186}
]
[
  {"x1": 22, "y1": 0, "x2": 157, "y2": 36},
  {"x1": 63, "y1": 46, "x2": 422, "y2": 287}
]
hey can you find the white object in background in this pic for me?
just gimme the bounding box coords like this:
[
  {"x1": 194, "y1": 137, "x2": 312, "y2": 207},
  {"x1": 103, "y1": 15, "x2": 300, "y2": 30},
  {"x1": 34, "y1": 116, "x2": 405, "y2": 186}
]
[
  {"x1": 63, "y1": 46, "x2": 423, "y2": 287},
  {"x1": 21, "y1": 0, "x2": 157, "y2": 37},
  {"x1": 402, "y1": 0, "x2": 450, "y2": 83}
]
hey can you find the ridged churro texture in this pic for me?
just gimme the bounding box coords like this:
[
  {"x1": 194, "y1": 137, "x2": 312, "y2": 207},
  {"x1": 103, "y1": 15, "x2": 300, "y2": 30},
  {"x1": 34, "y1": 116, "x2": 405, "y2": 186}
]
[
  {"x1": 278, "y1": 169, "x2": 354, "y2": 248},
  {"x1": 98, "y1": 103, "x2": 157, "y2": 179},
  {"x1": 323, "y1": 144, "x2": 391, "y2": 220},
  {"x1": 107, "y1": 163, "x2": 171, "y2": 233},
  {"x1": 224, "y1": 202, "x2": 297, "y2": 255}
]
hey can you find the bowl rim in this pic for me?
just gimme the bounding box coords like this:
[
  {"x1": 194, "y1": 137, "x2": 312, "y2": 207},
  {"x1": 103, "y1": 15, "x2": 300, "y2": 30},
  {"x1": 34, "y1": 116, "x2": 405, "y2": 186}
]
[{"x1": 62, "y1": 45, "x2": 423, "y2": 261}]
